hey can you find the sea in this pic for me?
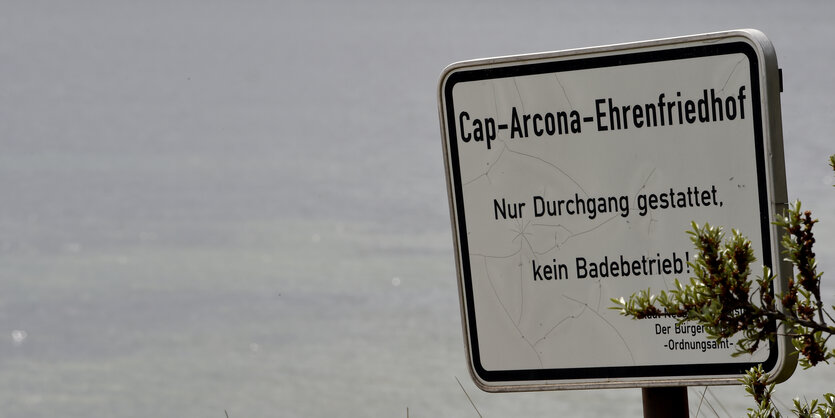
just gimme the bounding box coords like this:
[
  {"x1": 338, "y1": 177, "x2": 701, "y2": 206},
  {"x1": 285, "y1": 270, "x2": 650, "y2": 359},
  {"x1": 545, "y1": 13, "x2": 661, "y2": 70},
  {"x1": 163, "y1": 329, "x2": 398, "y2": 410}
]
[{"x1": 1, "y1": 1, "x2": 834, "y2": 416}]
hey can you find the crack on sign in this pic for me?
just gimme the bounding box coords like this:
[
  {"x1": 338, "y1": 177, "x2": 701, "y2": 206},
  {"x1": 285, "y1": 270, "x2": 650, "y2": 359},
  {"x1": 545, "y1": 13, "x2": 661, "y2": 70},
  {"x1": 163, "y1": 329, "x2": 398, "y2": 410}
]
[
  {"x1": 463, "y1": 144, "x2": 507, "y2": 186},
  {"x1": 553, "y1": 73, "x2": 574, "y2": 109},
  {"x1": 510, "y1": 219, "x2": 535, "y2": 324},
  {"x1": 529, "y1": 223, "x2": 574, "y2": 252},
  {"x1": 463, "y1": 75, "x2": 588, "y2": 193},
  {"x1": 532, "y1": 294, "x2": 588, "y2": 346},
  {"x1": 462, "y1": 76, "x2": 587, "y2": 195},
  {"x1": 512, "y1": 77, "x2": 527, "y2": 115},
  {"x1": 481, "y1": 254, "x2": 544, "y2": 368},
  {"x1": 472, "y1": 211, "x2": 638, "y2": 369},
  {"x1": 719, "y1": 58, "x2": 747, "y2": 94},
  {"x1": 501, "y1": 146, "x2": 589, "y2": 197},
  {"x1": 561, "y1": 294, "x2": 636, "y2": 364},
  {"x1": 532, "y1": 214, "x2": 620, "y2": 255},
  {"x1": 482, "y1": 256, "x2": 520, "y2": 327},
  {"x1": 469, "y1": 245, "x2": 522, "y2": 260},
  {"x1": 511, "y1": 219, "x2": 534, "y2": 245},
  {"x1": 471, "y1": 218, "x2": 534, "y2": 327},
  {"x1": 634, "y1": 167, "x2": 656, "y2": 198},
  {"x1": 633, "y1": 167, "x2": 661, "y2": 236}
]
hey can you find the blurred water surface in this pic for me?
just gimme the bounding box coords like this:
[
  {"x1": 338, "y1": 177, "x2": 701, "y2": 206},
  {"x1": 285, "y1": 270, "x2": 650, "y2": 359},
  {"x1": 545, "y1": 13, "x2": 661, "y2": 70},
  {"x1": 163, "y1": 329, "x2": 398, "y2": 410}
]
[{"x1": 1, "y1": 1, "x2": 834, "y2": 416}]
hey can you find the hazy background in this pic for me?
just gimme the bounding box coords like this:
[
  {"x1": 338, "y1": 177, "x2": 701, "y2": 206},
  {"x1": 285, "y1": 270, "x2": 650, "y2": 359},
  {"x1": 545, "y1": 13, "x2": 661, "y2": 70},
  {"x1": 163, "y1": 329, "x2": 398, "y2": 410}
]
[{"x1": 1, "y1": 1, "x2": 833, "y2": 416}]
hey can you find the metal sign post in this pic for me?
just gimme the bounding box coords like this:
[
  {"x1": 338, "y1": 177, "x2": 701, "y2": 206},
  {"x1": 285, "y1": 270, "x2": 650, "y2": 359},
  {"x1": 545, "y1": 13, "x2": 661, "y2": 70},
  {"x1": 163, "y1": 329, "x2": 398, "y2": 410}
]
[
  {"x1": 438, "y1": 29, "x2": 794, "y2": 392},
  {"x1": 642, "y1": 387, "x2": 688, "y2": 418}
]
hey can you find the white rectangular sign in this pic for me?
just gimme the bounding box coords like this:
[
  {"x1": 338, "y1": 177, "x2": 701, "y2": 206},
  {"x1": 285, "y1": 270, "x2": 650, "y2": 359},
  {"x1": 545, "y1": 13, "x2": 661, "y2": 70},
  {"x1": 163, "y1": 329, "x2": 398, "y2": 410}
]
[{"x1": 438, "y1": 30, "x2": 793, "y2": 391}]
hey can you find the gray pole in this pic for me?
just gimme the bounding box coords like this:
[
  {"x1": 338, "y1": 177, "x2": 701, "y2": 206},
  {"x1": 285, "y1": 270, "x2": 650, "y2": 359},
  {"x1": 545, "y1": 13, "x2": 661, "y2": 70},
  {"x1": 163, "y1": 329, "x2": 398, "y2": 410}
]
[{"x1": 642, "y1": 387, "x2": 689, "y2": 418}]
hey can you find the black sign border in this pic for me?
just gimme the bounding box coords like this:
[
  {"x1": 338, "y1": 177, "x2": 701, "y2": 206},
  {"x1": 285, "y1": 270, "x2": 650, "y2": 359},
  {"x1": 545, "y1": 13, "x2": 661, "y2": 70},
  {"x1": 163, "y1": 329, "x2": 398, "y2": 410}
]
[{"x1": 443, "y1": 41, "x2": 777, "y2": 384}]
